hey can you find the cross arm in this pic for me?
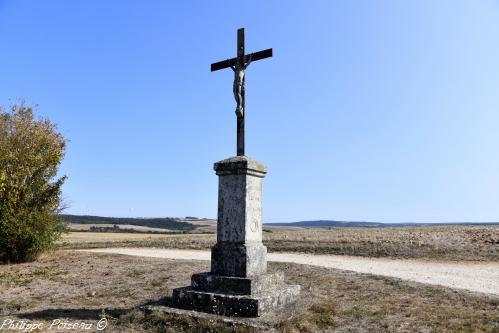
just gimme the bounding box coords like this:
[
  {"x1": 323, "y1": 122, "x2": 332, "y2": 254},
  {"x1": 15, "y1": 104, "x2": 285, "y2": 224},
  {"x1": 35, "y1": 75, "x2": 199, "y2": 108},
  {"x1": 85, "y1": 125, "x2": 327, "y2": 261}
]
[
  {"x1": 211, "y1": 48, "x2": 273, "y2": 72},
  {"x1": 211, "y1": 58, "x2": 237, "y2": 72}
]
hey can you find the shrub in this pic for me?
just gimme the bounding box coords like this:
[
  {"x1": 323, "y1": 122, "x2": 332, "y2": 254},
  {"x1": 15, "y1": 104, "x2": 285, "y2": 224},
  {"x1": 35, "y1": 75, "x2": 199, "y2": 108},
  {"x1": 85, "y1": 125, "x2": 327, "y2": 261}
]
[{"x1": 0, "y1": 103, "x2": 67, "y2": 263}]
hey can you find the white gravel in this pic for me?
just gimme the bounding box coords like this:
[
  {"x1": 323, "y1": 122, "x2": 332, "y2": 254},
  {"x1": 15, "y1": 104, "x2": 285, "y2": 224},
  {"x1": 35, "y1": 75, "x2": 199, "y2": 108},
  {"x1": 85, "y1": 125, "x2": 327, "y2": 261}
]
[{"x1": 79, "y1": 248, "x2": 499, "y2": 296}]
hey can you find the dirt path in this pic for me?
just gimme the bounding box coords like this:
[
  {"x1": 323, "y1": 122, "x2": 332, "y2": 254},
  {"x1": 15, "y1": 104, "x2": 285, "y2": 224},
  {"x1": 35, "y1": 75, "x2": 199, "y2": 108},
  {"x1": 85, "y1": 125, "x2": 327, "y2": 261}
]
[{"x1": 78, "y1": 248, "x2": 499, "y2": 296}]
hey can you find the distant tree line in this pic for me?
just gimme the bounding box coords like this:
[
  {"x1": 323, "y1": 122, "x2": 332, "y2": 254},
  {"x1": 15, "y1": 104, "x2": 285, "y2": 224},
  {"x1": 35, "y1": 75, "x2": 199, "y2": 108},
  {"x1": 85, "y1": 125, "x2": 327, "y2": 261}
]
[
  {"x1": 61, "y1": 214, "x2": 195, "y2": 231},
  {"x1": 84, "y1": 225, "x2": 188, "y2": 234}
]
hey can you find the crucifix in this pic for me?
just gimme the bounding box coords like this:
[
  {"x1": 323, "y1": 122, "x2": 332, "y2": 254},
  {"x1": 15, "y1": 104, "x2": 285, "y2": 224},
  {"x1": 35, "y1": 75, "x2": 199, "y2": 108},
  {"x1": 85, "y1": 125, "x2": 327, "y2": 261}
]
[
  {"x1": 172, "y1": 29, "x2": 300, "y2": 315},
  {"x1": 211, "y1": 28, "x2": 273, "y2": 156}
]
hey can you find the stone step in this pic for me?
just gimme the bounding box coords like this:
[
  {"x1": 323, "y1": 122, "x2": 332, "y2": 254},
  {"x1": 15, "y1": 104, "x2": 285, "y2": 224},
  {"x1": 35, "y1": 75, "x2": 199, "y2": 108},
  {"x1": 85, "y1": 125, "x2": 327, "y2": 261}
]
[
  {"x1": 191, "y1": 272, "x2": 285, "y2": 295},
  {"x1": 172, "y1": 283, "x2": 300, "y2": 317}
]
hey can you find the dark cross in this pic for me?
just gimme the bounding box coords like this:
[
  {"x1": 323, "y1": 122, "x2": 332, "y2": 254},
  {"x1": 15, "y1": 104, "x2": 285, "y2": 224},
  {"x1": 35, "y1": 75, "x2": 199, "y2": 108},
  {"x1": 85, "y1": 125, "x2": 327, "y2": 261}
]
[{"x1": 211, "y1": 28, "x2": 272, "y2": 156}]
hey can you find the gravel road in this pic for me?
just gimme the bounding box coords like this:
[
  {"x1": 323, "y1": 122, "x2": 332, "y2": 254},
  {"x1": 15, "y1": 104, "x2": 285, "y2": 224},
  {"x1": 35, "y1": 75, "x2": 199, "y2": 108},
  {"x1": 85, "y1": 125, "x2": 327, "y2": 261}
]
[{"x1": 79, "y1": 248, "x2": 499, "y2": 296}]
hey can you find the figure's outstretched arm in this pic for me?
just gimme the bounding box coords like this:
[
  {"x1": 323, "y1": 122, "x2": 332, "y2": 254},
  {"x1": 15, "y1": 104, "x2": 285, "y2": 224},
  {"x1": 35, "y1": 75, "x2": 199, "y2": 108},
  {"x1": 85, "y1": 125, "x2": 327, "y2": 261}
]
[{"x1": 244, "y1": 55, "x2": 252, "y2": 69}]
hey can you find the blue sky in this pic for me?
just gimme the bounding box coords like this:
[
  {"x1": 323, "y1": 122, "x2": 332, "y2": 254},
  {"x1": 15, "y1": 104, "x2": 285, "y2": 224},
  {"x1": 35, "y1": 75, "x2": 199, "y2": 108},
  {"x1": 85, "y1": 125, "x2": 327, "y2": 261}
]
[{"x1": 1, "y1": 1, "x2": 498, "y2": 222}]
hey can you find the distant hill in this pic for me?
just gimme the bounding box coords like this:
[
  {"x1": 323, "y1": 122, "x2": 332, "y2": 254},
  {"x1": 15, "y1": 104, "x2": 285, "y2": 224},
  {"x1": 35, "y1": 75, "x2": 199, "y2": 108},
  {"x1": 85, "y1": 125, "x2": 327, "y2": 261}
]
[
  {"x1": 61, "y1": 214, "x2": 195, "y2": 231},
  {"x1": 265, "y1": 220, "x2": 499, "y2": 228},
  {"x1": 266, "y1": 220, "x2": 385, "y2": 228},
  {"x1": 62, "y1": 215, "x2": 499, "y2": 231}
]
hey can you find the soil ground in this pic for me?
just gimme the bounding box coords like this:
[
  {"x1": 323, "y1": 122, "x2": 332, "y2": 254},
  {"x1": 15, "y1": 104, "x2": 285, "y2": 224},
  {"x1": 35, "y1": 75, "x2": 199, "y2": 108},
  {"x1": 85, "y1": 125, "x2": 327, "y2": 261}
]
[{"x1": 1, "y1": 251, "x2": 498, "y2": 332}]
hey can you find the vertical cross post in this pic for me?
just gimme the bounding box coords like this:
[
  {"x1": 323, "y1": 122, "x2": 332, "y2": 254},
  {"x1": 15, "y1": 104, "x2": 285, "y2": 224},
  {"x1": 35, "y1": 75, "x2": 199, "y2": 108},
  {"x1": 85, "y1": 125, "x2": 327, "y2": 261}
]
[{"x1": 237, "y1": 28, "x2": 245, "y2": 156}]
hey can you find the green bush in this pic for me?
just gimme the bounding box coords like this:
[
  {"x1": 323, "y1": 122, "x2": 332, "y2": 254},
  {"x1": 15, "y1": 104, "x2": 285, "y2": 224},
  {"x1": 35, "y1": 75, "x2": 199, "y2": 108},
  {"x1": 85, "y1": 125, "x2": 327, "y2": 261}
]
[{"x1": 0, "y1": 103, "x2": 67, "y2": 263}]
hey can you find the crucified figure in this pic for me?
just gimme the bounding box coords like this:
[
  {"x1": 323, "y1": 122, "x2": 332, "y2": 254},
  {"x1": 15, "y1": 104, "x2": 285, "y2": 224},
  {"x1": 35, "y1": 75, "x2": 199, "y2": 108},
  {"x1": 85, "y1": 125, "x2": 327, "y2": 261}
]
[{"x1": 230, "y1": 56, "x2": 251, "y2": 118}]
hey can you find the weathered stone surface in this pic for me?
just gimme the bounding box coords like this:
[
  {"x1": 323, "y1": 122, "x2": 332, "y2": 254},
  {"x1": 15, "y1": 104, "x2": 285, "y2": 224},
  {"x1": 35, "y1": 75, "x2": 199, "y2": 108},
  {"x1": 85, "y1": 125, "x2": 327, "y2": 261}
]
[
  {"x1": 215, "y1": 156, "x2": 266, "y2": 245},
  {"x1": 172, "y1": 284, "x2": 300, "y2": 317},
  {"x1": 211, "y1": 242, "x2": 267, "y2": 277},
  {"x1": 191, "y1": 272, "x2": 284, "y2": 295}
]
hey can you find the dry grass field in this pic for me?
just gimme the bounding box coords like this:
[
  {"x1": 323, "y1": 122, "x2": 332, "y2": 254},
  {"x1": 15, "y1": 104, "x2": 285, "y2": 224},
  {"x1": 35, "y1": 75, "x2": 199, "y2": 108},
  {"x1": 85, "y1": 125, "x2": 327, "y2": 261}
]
[
  {"x1": 265, "y1": 226, "x2": 499, "y2": 261},
  {"x1": 62, "y1": 225, "x2": 499, "y2": 261},
  {"x1": 1, "y1": 251, "x2": 498, "y2": 332}
]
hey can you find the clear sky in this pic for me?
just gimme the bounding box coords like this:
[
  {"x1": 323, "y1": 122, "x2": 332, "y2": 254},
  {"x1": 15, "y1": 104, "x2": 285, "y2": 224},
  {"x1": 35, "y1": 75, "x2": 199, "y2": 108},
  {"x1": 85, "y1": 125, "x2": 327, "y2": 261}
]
[{"x1": 1, "y1": 1, "x2": 498, "y2": 222}]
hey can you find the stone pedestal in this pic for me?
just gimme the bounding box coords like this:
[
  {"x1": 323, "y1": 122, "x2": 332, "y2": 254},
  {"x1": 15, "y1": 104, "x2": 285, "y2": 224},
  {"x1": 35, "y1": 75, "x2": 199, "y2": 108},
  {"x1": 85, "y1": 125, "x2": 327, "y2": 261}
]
[{"x1": 172, "y1": 156, "x2": 300, "y2": 317}]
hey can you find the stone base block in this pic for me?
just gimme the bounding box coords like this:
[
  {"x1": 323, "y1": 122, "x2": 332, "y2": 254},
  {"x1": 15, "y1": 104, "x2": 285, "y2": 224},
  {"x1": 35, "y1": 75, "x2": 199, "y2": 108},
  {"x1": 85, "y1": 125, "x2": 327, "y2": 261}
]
[
  {"x1": 211, "y1": 242, "x2": 267, "y2": 277},
  {"x1": 191, "y1": 272, "x2": 284, "y2": 295},
  {"x1": 172, "y1": 283, "x2": 300, "y2": 317}
]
